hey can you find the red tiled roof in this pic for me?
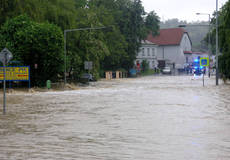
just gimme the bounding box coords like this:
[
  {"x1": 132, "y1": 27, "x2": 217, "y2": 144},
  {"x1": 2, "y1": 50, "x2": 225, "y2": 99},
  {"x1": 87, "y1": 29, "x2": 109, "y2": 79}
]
[{"x1": 147, "y1": 28, "x2": 187, "y2": 46}]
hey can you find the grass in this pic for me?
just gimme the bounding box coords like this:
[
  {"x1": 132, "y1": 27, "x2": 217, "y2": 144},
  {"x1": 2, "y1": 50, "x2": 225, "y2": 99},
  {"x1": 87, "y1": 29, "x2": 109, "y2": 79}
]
[{"x1": 140, "y1": 69, "x2": 156, "y2": 76}]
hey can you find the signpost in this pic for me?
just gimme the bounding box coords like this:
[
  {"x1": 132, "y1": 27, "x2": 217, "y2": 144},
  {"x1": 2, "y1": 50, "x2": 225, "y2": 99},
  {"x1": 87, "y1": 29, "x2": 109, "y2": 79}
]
[
  {"x1": 84, "y1": 61, "x2": 93, "y2": 70},
  {"x1": 0, "y1": 48, "x2": 13, "y2": 114},
  {"x1": 200, "y1": 57, "x2": 209, "y2": 87},
  {"x1": 0, "y1": 66, "x2": 30, "y2": 81}
]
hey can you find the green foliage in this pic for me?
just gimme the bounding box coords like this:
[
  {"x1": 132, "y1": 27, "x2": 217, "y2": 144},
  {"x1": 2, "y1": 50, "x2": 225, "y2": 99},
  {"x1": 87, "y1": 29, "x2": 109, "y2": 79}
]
[
  {"x1": 0, "y1": 15, "x2": 64, "y2": 86},
  {"x1": 145, "y1": 11, "x2": 160, "y2": 36},
  {"x1": 0, "y1": 0, "x2": 160, "y2": 84},
  {"x1": 214, "y1": 0, "x2": 230, "y2": 79},
  {"x1": 141, "y1": 69, "x2": 155, "y2": 76},
  {"x1": 141, "y1": 60, "x2": 149, "y2": 72}
]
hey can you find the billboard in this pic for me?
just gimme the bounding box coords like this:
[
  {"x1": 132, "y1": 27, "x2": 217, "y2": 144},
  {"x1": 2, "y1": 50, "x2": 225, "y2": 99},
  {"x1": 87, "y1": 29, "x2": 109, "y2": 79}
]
[{"x1": 0, "y1": 66, "x2": 30, "y2": 81}]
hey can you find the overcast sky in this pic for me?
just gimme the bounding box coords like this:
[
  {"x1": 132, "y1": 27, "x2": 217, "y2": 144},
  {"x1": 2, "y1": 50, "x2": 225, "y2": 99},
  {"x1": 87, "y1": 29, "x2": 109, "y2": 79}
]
[{"x1": 141, "y1": 0, "x2": 228, "y2": 22}]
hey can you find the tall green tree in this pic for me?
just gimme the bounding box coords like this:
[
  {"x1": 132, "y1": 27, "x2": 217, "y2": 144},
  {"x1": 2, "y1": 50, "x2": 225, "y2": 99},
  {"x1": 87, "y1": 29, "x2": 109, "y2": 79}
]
[
  {"x1": 0, "y1": 0, "x2": 160, "y2": 82},
  {"x1": 145, "y1": 11, "x2": 160, "y2": 36},
  {"x1": 218, "y1": 0, "x2": 230, "y2": 79},
  {"x1": 0, "y1": 15, "x2": 64, "y2": 86}
]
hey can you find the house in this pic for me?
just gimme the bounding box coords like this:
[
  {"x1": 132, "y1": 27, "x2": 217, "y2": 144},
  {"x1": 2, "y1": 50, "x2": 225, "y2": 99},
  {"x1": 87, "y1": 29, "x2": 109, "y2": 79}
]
[
  {"x1": 135, "y1": 40, "x2": 158, "y2": 69},
  {"x1": 140, "y1": 28, "x2": 192, "y2": 71}
]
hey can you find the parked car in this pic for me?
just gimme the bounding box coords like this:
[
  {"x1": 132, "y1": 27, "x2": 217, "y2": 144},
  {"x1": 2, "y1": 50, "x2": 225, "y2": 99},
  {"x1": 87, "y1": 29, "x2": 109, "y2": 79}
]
[
  {"x1": 80, "y1": 73, "x2": 95, "y2": 82},
  {"x1": 162, "y1": 67, "x2": 171, "y2": 74}
]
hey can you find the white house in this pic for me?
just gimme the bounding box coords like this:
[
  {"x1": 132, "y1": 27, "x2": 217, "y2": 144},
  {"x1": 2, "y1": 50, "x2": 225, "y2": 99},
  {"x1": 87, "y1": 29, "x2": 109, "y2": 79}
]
[
  {"x1": 143, "y1": 28, "x2": 192, "y2": 70},
  {"x1": 135, "y1": 40, "x2": 158, "y2": 69}
]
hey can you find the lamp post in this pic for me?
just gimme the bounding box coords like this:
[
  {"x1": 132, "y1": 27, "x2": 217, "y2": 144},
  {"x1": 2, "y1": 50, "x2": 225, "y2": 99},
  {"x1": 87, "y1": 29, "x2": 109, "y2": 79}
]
[
  {"x1": 216, "y1": 0, "x2": 219, "y2": 85},
  {"x1": 64, "y1": 26, "x2": 111, "y2": 85},
  {"x1": 196, "y1": 13, "x2": 211, "y2": 78}
]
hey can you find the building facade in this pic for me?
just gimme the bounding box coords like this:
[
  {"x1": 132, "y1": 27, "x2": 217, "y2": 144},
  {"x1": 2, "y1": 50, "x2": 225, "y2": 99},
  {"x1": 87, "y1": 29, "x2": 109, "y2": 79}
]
[
  {"x1": 144, "y1": 28, "x2": 192, "y2": 70},
  {"x1": 135, "y1": 40, "x2": 158, "y2": 69}
]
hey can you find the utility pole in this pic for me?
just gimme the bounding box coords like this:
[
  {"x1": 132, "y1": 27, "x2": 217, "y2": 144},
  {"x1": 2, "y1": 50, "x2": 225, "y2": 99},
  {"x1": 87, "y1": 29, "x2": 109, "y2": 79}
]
[{"x1": 216, "y1": 0, "x2": 219, "y2": 85}]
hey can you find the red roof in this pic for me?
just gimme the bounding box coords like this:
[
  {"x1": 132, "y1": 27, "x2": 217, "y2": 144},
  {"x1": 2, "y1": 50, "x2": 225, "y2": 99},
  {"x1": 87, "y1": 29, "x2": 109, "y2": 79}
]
[{"x1": 147, "y1": 28, "x2": 188, "y2": 46}]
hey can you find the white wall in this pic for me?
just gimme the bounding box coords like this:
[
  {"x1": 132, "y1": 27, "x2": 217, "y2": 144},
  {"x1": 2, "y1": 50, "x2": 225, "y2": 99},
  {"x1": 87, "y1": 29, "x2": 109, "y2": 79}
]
[
  {"x1": 136, "y1": 43, "x2": 158, "y2": 69},
  {"x1": 180, "y1": 34, "x2": 192, "y2": 51},
  {"x1": 155, "y1": 33, "x2": 192, "y2": 69},
  {"x1": 157, "y1": 45, "x2": 185, "y2": 68}
]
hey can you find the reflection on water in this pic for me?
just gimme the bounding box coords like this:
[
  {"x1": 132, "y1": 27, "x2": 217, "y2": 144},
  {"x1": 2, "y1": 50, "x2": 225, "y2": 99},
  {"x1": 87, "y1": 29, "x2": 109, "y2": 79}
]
[{"x1": 0, "y1": 76, "x2": 230, "y2": 160}]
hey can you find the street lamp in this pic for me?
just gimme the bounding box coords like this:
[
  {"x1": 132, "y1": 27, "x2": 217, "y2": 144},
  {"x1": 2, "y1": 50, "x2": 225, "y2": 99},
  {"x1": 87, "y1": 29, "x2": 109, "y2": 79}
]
[
  {"x1": 64, "y1": 26, "x2": 112, "y2": 85},
  {"x1": 196, "y1": 12, "x2": 211, "y2": 78}
]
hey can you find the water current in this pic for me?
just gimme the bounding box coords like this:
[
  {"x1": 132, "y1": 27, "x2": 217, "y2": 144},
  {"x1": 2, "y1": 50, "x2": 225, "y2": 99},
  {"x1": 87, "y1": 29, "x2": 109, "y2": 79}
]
[{"x1": 0, "y1": 75, "x2": 230, "y2": 160}]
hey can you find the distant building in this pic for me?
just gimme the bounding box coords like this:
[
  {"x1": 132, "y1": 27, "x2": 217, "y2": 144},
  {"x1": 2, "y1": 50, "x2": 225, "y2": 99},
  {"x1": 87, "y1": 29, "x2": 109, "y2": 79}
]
[
  {"x1": 184, "y1": 51, "x2": 209, "y2": 65},
  {"x1": 135, "y1": 40, "x2": 158, "y2": 69},
  {"x1": 138, "y1": 28, "x2": 192, "y2": 71}
]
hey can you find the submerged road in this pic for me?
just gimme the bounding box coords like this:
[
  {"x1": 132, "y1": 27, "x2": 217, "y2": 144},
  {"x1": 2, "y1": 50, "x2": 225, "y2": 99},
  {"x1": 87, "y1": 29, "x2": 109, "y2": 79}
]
[{"x1": 0, "y1": 75, "x2": 230, "y2": 160}]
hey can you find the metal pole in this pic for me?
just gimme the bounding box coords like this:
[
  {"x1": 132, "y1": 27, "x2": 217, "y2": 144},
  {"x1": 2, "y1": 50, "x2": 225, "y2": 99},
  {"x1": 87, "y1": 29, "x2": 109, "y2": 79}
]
[
  {"x1": 3, "y1": 59, "x2": 6, "y2": 115},
  {"x1": 203, "y1": 72, "x2": 205, "y2": 87},
  {"x1": 64, "y1": 31, "x2": 67, "y2": 85},
  {"x1": 208, "y1": 14, "x2": 211, "y2": 78},
  {"x1": 216, "y1": 0, "x2": 219, "y2": 85}
]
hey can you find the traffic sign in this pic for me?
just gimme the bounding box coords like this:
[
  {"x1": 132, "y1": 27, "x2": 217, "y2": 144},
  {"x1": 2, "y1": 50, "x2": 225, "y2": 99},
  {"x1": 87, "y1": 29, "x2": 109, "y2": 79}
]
[
  {"x1": 0, "y1": 48, "x2": 13, "y2": 115},
  {"x1": 200, "y1": 57, "x2": 209, "y2": 67},
  {"x1": 84, "y1": 61, "x2": 93, "y2": 70},
  {"x1": 0, "y1": 66, "x2": 30, "y2": 81},
  {"x1": 0, "y1": 48, "x2": 13, "y2": 64}
]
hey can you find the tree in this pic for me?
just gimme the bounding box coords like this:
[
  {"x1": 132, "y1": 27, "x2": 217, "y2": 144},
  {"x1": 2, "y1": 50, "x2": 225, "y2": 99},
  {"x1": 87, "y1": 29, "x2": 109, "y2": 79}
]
[
  {"x1": 145, "y1": 11, "x2": 160, "y2": 36},
  {"x1": 218, "y1": 0, "x2": 230, "y2": 79},
  {"x1": 141, "y1": 60, "x2": 149, "y2": 72},
  {"x1": 0, "y1": 15, "x2": 64, "y2": 86},
  {"x1": 0, "y1": 0, "x2": 159, "y2": 81}
]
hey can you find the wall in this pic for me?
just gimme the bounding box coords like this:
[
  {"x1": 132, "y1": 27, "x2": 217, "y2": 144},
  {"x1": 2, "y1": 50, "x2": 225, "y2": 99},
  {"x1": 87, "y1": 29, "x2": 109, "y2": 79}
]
[
  {"x1": 157, "y1": 45, "x2": 185, "y2": 68},
  {"x1": 136, "y1": 43, "x2": 158, "y2": 69}
]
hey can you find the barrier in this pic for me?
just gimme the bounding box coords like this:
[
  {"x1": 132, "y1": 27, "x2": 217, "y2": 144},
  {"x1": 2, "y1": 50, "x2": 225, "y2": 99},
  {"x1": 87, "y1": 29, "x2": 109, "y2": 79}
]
[
  {"x1": 105, "y1": 71, "x2": 113, "y2": 80},
  {"x1": 105, "y1": 71, "x2": 127, "y2": 80}
]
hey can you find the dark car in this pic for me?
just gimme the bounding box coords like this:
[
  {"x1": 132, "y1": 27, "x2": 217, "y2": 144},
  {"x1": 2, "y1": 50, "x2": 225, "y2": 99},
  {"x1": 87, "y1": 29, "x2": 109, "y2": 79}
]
[{"x1": 80, "y1": 73, "x2": 95, "y2": 82}]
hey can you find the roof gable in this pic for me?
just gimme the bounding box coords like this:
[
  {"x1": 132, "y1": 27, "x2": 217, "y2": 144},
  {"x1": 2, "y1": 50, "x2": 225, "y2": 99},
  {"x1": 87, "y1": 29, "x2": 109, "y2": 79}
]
[{"x1": 147, "y1": 28, "x2": 187, "y2": 46}]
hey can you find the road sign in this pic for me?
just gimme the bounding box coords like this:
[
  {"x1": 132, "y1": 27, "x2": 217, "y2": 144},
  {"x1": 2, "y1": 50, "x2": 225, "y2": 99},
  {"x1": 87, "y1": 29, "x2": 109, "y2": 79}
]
[
  {"x1": 200, "y1": 57, "x2": 209, "y2": 67},
  {"x1": 0, "y1": 66, "x2": 30, "y2": 81},
  {"x1": 0, "y1": 48, "x2": 13, "y2": 115},
  {"x1": 84, "y1": 61, "x2": 93, "y2": 70},
  {"x1": 0, "y1": 48, "x2": 13, "y2": 64}
]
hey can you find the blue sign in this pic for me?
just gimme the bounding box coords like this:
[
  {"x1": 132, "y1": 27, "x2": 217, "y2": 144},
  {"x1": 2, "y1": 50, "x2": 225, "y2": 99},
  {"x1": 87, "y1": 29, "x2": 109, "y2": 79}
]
[{"x1": 200, "y1": 57, "x2": 209, "y2": 67}]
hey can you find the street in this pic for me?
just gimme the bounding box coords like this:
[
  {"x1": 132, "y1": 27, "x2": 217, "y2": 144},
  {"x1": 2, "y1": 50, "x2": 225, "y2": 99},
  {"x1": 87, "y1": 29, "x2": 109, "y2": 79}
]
[{"x1": 0, "y1": 75, "x2": 230, "y2": 160}]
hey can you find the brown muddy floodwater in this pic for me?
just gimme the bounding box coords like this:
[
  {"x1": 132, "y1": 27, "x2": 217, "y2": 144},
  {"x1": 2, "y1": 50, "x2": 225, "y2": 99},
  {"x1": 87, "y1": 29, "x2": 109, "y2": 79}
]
[{"x1": 0, "y1": 75, "x2": 230, "y2": 160}]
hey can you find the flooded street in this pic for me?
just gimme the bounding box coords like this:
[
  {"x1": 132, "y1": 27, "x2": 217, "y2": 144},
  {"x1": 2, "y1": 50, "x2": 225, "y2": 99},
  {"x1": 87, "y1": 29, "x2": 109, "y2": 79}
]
[{"x1": 0, "y1": 75, "x2": 230, "y2": 160}]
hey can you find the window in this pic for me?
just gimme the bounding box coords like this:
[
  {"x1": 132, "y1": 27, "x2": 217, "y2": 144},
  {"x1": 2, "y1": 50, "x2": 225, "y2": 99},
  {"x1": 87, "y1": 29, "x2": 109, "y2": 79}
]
[
  {"x1": 152, "y1": 48, "x2": 155, "y2": 56},
  {"x1": 142, "y1": 48, "x2": 145, "y2": 56},
  {"x1": 147, "y1": 48, "x2": 150, "y2": 56}
]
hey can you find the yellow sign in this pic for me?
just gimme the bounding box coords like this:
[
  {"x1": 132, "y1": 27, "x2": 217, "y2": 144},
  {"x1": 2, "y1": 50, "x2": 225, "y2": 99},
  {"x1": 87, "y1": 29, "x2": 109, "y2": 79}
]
[
  {"x1": 200, "y1": 57, "x2": 209, "y2": 67},
  {"x1": 0, "y1": 67, "x2": 29, "y2": 81}
]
